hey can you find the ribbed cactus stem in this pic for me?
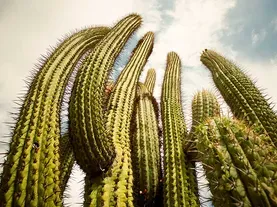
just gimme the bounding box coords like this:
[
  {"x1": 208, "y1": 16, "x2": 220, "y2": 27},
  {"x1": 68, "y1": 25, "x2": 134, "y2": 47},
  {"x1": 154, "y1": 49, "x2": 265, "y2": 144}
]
[
  {"x1": 144, "y1": 68, "x2": 156, "y2": 94},
  {"x1": 185, "y1": 90, "x2": 220, "y2": 153},
  {"x1": 59, "y1": 133, "x2": 74, "y2": 193},
  {"x1": 161, "y1": 52, "x2": 199, "y2": 207},
  {"x1": 200, "y1": 49, "x2": 277, "y2": 147},
  {"x1": 69, "y1": 14, "x2": 142, "y2": 175},
  {"x1": 131, "y1": 82, "x2": 161, "y2": 206},
  {"x1": 0, "y1": 27, "x2": 109, "y2": 207},
  {"x1": 196, "y1": 117, "x2": 277, "y2": 206},
  {"x1": 85, "y1": 32, "x2": 154, "y2": 207}
]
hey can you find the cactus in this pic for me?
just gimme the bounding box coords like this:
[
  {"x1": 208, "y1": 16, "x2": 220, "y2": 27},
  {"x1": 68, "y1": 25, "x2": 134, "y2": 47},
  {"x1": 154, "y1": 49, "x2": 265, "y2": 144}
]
[
  {"x1": 144, "y1": 68, "x2": 156, "y2": 94},
  {"x1": 185, "y1": 90, "x2": 220, "y2": 155},
  {"x1": 196, "y1": 117, "x2": 277, "y2": 206},
  {"x1": 84, "y1": 31, "x2": 154, "y2": 207},
  {"x1": 200, "y1": 49, "x2": 277, "y2": 147},
  {"x1": 161, "y1": 52, "x2": 199, "y2": 207},
  {"x1": 69, "y1": 14, "x2": 142, "y2": 176},
  {"x1": 131, "y1": 81, "x2": 161, "y2": 206},
  {"x1": 0, "y1": 27, "x2": 109, "y2": 207}
]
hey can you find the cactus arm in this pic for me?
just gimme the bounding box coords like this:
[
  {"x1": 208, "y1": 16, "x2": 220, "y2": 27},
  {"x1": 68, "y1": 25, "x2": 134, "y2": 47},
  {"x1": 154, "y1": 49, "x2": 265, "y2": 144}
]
[
  {"x1": 161, "y1": 52, "x2": 198, "y2": 206},
  {"x1": 95, "y1": 32, "x2": 154, "y2": 207},
  {"x1": 131, "y1": 83, "x2": 161, "y2": 205},
  {"x1": 200, "y1": 49, "x2": 277, "y2": 146},
  {"x1": 69, "y1": 14, "x2": 142, "y2": 175},
  {"x1": 0, "y1": 27, "x2": 110, "y2": 207},
  {"x1": 59, "y1": 133, "x2": 74, "y2": 193},
  {"x1": 144, "y1": 68, "x2": 156, "y2": 94}
]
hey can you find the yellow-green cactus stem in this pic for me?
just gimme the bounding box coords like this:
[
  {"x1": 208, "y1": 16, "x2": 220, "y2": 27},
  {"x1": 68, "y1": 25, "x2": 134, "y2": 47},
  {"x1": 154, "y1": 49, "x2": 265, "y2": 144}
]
[
  {"x1": 85, "y1": 32, "x2": 154, "y2": 207},
  {"x1": 185, "y1": 90, "x2": 220, "y2": 156},
  {"x1": 197, "y1": 117, "x2": 277, "y2": 206},
  {"x1": 200, "y1": 49, "x2": 277, "y2": 147},
  {"x1": 161, "y1": 52, "x2": 199, "y2": 207},
  {"x1": 0, "y1": 27, "x2": 110, "y2": 207},
  {"x1": 131, "y1": 82, "x2": 161, "y2": 206},
  {"x1": 144, "y1": 68, "x2": 156, "y2": 94},
  {"x1": 59, "y1": 133, "x2": 74, "y2": 193},
  {"x1": 69, "y1": 14, "x2": 142, "y2": 176}
]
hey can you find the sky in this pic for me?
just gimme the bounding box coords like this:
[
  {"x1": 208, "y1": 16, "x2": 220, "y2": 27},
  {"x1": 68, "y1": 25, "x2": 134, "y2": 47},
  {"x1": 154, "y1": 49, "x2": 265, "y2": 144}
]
[{"x1": 0, "y1": 0, "x2": 277, "y2": 206}]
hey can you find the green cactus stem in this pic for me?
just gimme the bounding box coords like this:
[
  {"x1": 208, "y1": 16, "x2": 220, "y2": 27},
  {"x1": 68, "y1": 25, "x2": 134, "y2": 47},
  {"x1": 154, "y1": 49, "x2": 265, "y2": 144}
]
[
  {"x1": 131, "y1": 82, "x2": 161, "y2": 206},
  {"x1": 200, "y1": 49, "x2": 277, "y2": 147},
  {"x1": 161, "y1": 52, "x2": 199, "y2": 207},
  {"x1": 185, "y1": 90, "x2": 220, "y2": 156},
  {"x1": 69, "y1": 14, "x2": 142, "y2": 176},
  {"x1": 85, "y1": 31, "x2": 154, "y2": 207},
  {"x1": 144, "y1": 68, "x2": 156, "y2": 94},
  {"x1": 196, "y1": 117, "x2": 277, "y2": 206},
  {"x1": 0, "y1": 27, "x2": 109, "y2": 207}
]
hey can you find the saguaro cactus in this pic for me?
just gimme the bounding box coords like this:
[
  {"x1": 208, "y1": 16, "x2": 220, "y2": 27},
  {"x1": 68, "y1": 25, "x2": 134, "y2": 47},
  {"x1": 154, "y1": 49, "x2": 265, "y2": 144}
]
[
  {"x1": 196, "y1": 117, "x2": 277, "y2": 206},
  {"x1": 161, "y1": 52, "x2": 199, "y2": 207},
  {"x1": 131, "y1": 81, "x2": 161, "y2": 206},
  {"x1": 69, "y1": 14, "x2": 142, "y2": 176},
  {"x1": 85, "y1": 31, "x2": 154, "y2": 207},
  {"x1": 0, "y1": 27, "x2": 109, "y2": 207},
  {"x1": 200, "y1": 49, "x2": 277, "y2": 147}
]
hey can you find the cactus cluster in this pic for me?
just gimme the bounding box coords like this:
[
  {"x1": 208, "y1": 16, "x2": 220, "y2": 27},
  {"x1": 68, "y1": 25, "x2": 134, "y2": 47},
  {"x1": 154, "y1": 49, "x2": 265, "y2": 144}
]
[{"x1": 1, "y1": 14, "x2": 277, "y2": 207}]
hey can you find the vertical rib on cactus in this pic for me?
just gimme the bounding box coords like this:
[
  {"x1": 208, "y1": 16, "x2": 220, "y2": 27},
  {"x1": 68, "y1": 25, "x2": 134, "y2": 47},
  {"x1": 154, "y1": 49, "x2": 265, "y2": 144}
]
[
  {"x1": 185, "y1": 90, "x2": 220, "y2": 154},
  {"x1": 131, "y1": 82, "x2": 161, "y2": 206},
  {"x1": 196, "y1": 117, "x2": 277, "y2": 206},
  {"x1": 69, "y1": 14, "x2": 142, "y2": 175},
  {"x1": 144, "y1": 68, "x2": 156, "y2": 94},
  {"x1": 59, "y1": 133, "x2": 74, "y2": 193},
  {"x1": 85, "y1": 32, "x2": 154, "y2": 207},
  {"x1": 0, "y1": 27, "x2": 109, "y2": 207},
  {"x1": 200, "y1": 49, "x2": 277, "y2": 147},
  {"x1": 161, "y1": 52, "x2": 199, "y2": 207}
]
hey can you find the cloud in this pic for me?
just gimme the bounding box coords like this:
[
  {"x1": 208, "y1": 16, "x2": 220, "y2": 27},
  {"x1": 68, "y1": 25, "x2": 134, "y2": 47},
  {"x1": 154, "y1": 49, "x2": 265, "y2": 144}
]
[{"x1": 251, "y1": 29, "x2": 267, "y2": 46}]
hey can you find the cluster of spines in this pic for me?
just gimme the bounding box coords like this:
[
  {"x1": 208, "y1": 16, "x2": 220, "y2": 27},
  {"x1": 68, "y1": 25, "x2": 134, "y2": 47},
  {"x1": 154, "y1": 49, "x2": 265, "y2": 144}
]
[
  {"x1": 196, "y1": 117, "x2": 277, "y2": 206},
  {"x1": 69, "y1": 14, "x2": 142, "y2": 176},
  {"x1": 200, "y1": 49, "x2": 277, "y2": 147},
  {"x1": 131, "y1": 73, "x2": 161, "y2": 206},
  {"x1": 161, "y1": 52, "x2": 199, "y2": 207},
  {"x1": 0, "y1": 27, "x2": 109, "y2": 207},
  {"x1": 85, "y1": 31, "x2": 154, "y2": 207}
]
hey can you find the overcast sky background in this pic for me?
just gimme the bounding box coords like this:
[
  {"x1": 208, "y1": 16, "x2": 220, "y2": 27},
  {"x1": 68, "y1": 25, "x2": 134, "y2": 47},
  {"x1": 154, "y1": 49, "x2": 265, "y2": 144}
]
[{"x1": 0, "y1": 0, "x2": 277, "y2": 206}]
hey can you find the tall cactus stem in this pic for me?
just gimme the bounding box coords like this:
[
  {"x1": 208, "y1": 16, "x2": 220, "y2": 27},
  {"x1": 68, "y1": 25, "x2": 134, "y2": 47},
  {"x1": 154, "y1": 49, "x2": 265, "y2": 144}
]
[{"x1": 144, "y1": 68, "x2": 156, "y2": 94}]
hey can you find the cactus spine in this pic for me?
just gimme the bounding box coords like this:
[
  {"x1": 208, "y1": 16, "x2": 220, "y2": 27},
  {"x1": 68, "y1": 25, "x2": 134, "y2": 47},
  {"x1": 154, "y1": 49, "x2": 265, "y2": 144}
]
[
  {"x1": 131, "y1": 80, "x2": 161, "y2": 206},
  {"x1": 0, "y1": 27, "x2": 109, "y2": 207},
  {"x1": 200, "y1": 49, "x2": 277, "y2": 147},
  {"x1": 196, "y1": 117, "x2": 277, "y2": 206},
  {"x1": 69, "y1": 14, "x2": 142, "y2": 176},
  {"x1": 161, "y1": 52, "x2": 199, "y2": 206}
]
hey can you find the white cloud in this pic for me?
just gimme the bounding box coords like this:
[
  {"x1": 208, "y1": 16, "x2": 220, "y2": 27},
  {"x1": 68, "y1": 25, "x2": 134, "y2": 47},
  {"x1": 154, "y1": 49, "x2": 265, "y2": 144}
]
[
  {"x1": 271, "y1": 18, "x2": 277, "y2": 32},
  {"x1": 251, "y1": 29, "x2": 267, "y2": 45}
]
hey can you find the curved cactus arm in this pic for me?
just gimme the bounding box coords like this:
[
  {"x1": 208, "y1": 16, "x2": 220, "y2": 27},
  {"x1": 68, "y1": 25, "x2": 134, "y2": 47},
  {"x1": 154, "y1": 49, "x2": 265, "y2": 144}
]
[
  {"x1": 144, "y1": 68, "x2": 156, "y2": 94},
  {"x1": 161, "y1": 52, "x2": 199, "y2": 207},
  {"x1": 131, "y1": 83, "x2": 161, "y2": 206},
  {"x1": 85, "y1": 32, "x2": 154, "y2": 207},
  {"x1": 200, "y1": 49, "x2": 277, "y2": 147},
  {"x1": 0, "y1": 27, "x2": 109, "y2": 207},
  {"x1": 69, "y1": 14, "x2": 142, "y2": 176}
]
